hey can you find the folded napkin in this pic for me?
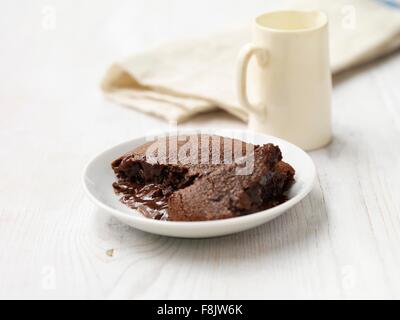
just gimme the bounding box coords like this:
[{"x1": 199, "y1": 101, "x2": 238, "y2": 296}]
[{"x1": 102, "y1": 0, "x2": 400, "y2": 122}]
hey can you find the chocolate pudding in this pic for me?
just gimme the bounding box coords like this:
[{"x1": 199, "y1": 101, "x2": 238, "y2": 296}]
[{"x1": 112, "y1": 134, "x2": 295, "y2": 221}]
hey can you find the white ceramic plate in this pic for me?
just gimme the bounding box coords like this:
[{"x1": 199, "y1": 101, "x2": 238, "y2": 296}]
[{"x1": 82, "y1": 129, "x2": 316, "y2": 238}]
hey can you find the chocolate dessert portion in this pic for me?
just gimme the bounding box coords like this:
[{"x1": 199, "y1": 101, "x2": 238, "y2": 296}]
[
  {"x1": 112, "y1": 134, "x2": 295, "y2": 221},
  {"x1": 168, "y1": 144, "x2": 295, "y2": 221}
]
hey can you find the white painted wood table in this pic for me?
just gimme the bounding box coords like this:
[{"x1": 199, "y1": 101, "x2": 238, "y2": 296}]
[{"x1": 1, "y1": 1, "x2": 400, "y2": 300}]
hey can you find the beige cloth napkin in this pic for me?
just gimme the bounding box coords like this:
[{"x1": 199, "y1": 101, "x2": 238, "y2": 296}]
[{"x1": 102, "y1": 0, "x2": 400, "y2": 122}]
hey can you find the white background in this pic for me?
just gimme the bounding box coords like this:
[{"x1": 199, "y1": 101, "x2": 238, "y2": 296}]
[{"x1": 1, "y1": 0, "x2": 400, "y2": 299}]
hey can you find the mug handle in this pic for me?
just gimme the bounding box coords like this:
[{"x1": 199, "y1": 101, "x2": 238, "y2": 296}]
[{"x1": 237, "y1": 43, "x2": 269, "y2": 114}]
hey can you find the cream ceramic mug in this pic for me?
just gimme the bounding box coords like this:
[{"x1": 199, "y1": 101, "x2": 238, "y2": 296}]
[{"x1": 237, "y1": 10, "x2": 332, "y2": 150}]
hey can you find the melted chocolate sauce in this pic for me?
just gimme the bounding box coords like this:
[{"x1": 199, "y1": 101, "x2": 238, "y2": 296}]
[{"x1": 113, "y1": 182, "x2": 169, "y2": 221}]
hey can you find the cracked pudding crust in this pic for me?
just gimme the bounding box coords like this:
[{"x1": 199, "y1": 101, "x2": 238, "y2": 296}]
[{"x1": 111, "y1": 135, "x2": 295, "y2": 221}]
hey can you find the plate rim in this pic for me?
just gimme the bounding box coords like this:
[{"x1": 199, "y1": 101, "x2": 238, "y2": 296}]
[{"x1": 82, "y1": 129, "x2": 316, "y2": 229}]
